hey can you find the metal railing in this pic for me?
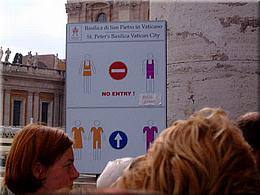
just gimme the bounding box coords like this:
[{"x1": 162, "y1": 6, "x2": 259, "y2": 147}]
[
  {"x1": 0, "y1": 126, "x2": 21, "y2": 139},
  {"x1": 0, "y1": 126, "x2": 20, "y2": 171}
]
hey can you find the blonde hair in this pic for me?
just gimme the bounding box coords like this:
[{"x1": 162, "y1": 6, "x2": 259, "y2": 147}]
[{"x1": 114, "y1": 108, "x2": 259, "y2": 194}]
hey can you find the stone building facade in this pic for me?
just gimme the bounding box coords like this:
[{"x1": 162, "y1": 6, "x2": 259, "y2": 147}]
[
  {"x1": 66, "y1": 0, "x2": 259, "y2": 125},
  {"x1": 66, "y1": 0, "x2": 149, "y2": 22},
  {"x1": 0, "y1": 56, "x2": 65, "y2": 127},
  {"x1": 150, "y1": 1, "x2": 259, "y2": 124}
]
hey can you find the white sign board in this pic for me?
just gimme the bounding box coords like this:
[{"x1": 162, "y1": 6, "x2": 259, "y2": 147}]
[{"x1": 66, "y1": 21, "x2": 167, "y2": 174}]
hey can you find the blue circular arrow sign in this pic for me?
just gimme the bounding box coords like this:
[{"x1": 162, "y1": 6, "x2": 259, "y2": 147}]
[{"x1": 109, "y1": 131, "x2": 128, "y2": 149}]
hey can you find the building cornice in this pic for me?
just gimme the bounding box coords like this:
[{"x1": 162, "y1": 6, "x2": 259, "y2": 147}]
[
  {"x1": 65, "y1": 2, "x2": 83, "y2": 14},
  {"x1": 1, "y1": 63, "x2": 65, "y2": 81},
  {"x1": 115, "y1": 1, "x2": 140, "y2": 8}
]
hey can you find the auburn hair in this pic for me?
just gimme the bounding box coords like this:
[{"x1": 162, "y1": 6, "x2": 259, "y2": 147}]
[{"x1": 4, "y1": 124, "x2": 73, "y2": 194}]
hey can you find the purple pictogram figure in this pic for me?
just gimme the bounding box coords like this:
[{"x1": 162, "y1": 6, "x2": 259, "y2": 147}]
[
  {"x1": 142, "y1": 53, "x2": 158, "y2": 93},
  {"x1": 143, "y1": 120, "x2": 158, "y2": 151},
  {"x1": 146, "y1": 59, "x2": 155, "y2": 79}
]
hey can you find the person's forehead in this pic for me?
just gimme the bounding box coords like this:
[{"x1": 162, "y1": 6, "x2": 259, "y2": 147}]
[{"x1": 57, "y1": 148, "x2": 74, "y2": 163}]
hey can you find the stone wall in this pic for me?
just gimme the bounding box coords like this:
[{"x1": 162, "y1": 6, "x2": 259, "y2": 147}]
[{"x1": 150, "y1": 1, "x2": 259, "y2": 125}]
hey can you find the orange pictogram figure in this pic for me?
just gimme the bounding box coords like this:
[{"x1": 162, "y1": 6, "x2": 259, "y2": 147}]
[
  {"x1": 79, "y1": 54, "x2": 96, "y2": 94},
  {"x1": 71, "y1": 120, "x2": 84, "y2": 160},
  {"x1": 88, "y1": 120, "x2": 105, "y2": 160},
  {"x1": 142, "y1": 53, "x2": 158, "y2": 93}
]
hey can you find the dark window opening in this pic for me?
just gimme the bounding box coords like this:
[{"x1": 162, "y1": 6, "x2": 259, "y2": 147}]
[
  {"x1": 13, "y1": 100, "x2": 21, "y2": 126},
  {"x1": 96, "y1": 12, "x2": 107, "y2": 22},
  {"x1": 41, "y1": 102, "x2": 49, "y2": 124}
]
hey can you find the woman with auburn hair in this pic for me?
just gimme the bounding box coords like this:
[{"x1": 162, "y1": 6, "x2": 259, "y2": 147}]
[
  {"x1": 4, "y1": 124, "x2": 79, "y2": 194},
  {"x1": 113, "y1": 108, "x2": 260, "y2": 194}
]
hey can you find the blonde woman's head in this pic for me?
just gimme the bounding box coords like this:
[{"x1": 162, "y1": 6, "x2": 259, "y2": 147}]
[{"x1": 114, "y1": 108, "x2": 259, "y2": 194}]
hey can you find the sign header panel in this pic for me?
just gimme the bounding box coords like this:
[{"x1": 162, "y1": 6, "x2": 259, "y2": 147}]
[{"x1": 67, "y1": 22, "x2": 166, "y2": 43}]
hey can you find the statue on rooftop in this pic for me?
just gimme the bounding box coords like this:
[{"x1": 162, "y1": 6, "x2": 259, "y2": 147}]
[
  {"x1": 27, "y1": 51, "x2": 33, "y2": 66},
  {"x1": 33, "y1": 52, "x2": 38, "y2": 67},
  {"x1": 4, "y1": 48, "x2": 11, "y2": 63},
  {"x1": 54, "y1": 53, "x2": 59, "y2": 69},
  {"x1": 0, "y1": 46, "x2": 3, "y2": 62},
  {"x1": 13, "y1": 53, "x2": 19, "y2": 64},
  {"x1": 18, "y1": 53, "x2": 23, "y2": 64}
]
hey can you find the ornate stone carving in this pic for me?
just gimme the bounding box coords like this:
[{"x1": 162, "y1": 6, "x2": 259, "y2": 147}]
[
  {"x1": 116, "y1": 1, "x2": 140, "y2": 9},
  {"x1": 65, "y1": 3, "x2": 83, "y2": 15},
  {"x1": 87, "y1": 2, "x2": 110, "y2": 11},
  {"x1": 116, "y1": 1, "x2": 130, "y2": 8},
  {"x1": 131, "y1": 1, "x2": 141, "y2": 8}
]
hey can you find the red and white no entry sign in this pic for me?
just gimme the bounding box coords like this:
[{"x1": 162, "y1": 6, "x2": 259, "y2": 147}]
[{"x1": 109, "y1": 61, "x2": 128, "y2": 80}]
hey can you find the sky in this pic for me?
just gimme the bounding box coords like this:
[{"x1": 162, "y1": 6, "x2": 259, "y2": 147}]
[{"x1": 0, "y1": 0, "x2": 67, "y2": 60}]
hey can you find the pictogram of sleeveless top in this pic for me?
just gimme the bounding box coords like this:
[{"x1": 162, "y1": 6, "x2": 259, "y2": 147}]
[
  {"x1": 146, "y1": 59, "x2": 154, "y2": 79},
  {"x1": 83, "y1": 60, "x2": 92, "y2": 76}
]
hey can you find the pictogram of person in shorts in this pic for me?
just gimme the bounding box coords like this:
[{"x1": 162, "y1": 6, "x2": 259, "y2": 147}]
[{"x1": 88, "y1": 120, "x2": 105, "y2": 160}]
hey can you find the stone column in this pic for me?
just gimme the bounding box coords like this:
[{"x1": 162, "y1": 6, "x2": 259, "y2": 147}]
[
  {"x1": 33, "y1": 92, "x2": 39, "y2": 123},
  {"x1": 0, "y1": 89, "x2": 3, "y2": 125},
  {"x1": 61, "y1": 94, "x2": 66, "y2": 127},
  {"x1": 27, "y1": 91, "x2": 33, "y2": 124},
  {"x1": 53, "y1": 93, "x2": 60, "y2": 127},
  {"x1": 150, "y1": 1, "x2": 259, "y2": 123},
  {"x1": 3, "y1": 89, "x2": 10, "y2": 126}
]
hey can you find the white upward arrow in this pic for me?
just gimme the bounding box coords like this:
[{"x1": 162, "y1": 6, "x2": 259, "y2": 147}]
[{"x1": 114, "y1": 133, "x2": 122, "y2": 148}]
